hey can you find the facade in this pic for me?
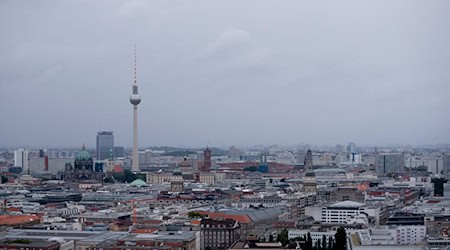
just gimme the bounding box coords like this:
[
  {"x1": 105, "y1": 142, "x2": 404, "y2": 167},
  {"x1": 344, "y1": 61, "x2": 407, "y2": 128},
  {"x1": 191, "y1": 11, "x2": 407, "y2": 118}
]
[
  {"x1": 331, "y1": 187, "x2": 365, "y2": 203},
  {"x1": 14, "y1": 148, "x2": 28, "y2": 173},
  {"x1": 64, "y1": 145, "x2": 103, "y2": 183},
  {"x1": 199, "y1": 173, "x2": 215, "y2": 185},
  {"x1": 305, "y1": 201, "x2": 382, "y2": 224},
  {"x1": 114, "y1": 146, "x2": 125, "y2": 158},
  {"x1": 321, "y1": 201, "x2": 365, "y2": 224},
  {"x1": 303, "y1": 149, "x2": 317, "y2": 193},
  {"x1": 96, "y1": 131, "x2": 114, "y2": 161},
  {"x1": 200, "y1": 218, "x2": 240, "y2": 250},
  {"x1": 202, "y1": 147, "x2": 212, "y2": 172},
  {"x1": 376, "y1": 153, "x2": 404, "y2": 175},
  {"x1": 444, "y1": 183, "x2": 450, "y2": 197},
  {"x1": 288, "y1": 230, "x2": 334, "y2": 243},
  {"x1": 29, "y1": 157, "x2": 73, "y2": 174},
  {"x1": 87, "y1": 231, "x2": 197, "y2": 250},
  {"x1": 390, "y1": 225, "x2": 426, "y2": 245},
  {"x1": 444, "y1": 154, "x2": 450, "y2": 178},
  {"x1": 170, "y1": 167, "x2": 184, "y2": 192},
  {"x1": 0, "y1": 240, "x2": 60, "y2": 250}
]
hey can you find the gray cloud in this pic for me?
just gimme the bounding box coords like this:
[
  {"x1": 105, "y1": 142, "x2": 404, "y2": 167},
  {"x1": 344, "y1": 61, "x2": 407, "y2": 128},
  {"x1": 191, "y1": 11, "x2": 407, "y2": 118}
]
[{"x1": 0, "y1": 0, "x2": 449, "y2": 148}]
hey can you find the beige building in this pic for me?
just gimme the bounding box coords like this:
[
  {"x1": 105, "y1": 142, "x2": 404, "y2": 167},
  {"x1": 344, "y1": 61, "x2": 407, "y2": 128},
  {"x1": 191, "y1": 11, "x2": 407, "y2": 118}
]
[{"x1": 200, "y1": 173, "x2": 215, "y2": 185}]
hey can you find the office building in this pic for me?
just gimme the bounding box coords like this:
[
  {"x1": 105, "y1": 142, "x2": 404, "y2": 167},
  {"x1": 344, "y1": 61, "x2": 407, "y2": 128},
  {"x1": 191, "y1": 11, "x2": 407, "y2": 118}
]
[
  {"x1": 96, "y1": 131, "x2": 114, "y2": 161},
  {"x1": 376, "y1": 153, "x2": 404, "y2": 175},
  {"x1": 444, "y1": 154, "x2": 450, "y2": 178},
  {"x1": 113, "y1": 146, "x2": 124, "y2": 158},
  {"x1": 14, "y1": 148, "x2": 29, "y2": 174},
  {"x1": 201, "y1": 218, "x2": 240, "y2": 250}
]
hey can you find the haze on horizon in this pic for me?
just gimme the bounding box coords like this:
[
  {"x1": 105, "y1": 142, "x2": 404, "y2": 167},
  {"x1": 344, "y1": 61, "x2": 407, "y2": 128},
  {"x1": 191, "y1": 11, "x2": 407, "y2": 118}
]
[{"x1": 1, "y1": 1, "x2": 449, "y2": 148}]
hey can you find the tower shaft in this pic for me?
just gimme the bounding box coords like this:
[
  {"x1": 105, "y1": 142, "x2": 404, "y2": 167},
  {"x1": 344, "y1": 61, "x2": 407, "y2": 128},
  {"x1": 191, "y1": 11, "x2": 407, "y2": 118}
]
[{"x1": 132, "y1": 105, "x2": 139, "y2": 172}]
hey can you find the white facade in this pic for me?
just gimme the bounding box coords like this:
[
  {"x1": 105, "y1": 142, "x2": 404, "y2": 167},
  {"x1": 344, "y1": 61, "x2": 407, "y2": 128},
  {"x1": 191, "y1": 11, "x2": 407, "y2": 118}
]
[
  {"x1": 306, "y1": 201, "x2": 384, "y2": 226},
  {"x1": 389, "y1": 225, "x2": 426, "y2": 245},
  {"x1": 14, "y1": 148, "x2": 28, "y2": 173},
  {"x1": 321, "y1": 201, "x2": 365, "y2": 224},
  {"x1": 288, "y1": 230, "x2": 334, "y2": 243}
]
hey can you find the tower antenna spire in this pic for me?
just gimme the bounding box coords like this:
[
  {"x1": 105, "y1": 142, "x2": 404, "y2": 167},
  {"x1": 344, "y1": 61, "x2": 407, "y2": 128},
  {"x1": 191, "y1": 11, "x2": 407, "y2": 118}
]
[
  {"x1": 130, "y1": 44, "x2": 141, "y2": 172},
  {"x1": 134, "y1": 44, "x2": 137, "y2": 85}
]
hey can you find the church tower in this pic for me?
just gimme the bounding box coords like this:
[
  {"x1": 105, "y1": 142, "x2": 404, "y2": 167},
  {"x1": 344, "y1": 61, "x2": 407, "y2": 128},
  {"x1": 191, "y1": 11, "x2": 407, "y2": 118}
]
[
  {"x1": 303, "y1": 149, "x2": 317, "y2": 193},
  {"x1": 202, "y1": 147, "x2": 212, "y2": 172}
]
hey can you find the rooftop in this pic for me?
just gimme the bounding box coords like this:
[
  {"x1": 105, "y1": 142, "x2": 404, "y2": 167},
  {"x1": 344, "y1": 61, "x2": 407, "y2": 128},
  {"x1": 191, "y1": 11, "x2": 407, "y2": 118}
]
[{"x1": 329, "y1": 201, "x2": 364, "y2": 208}]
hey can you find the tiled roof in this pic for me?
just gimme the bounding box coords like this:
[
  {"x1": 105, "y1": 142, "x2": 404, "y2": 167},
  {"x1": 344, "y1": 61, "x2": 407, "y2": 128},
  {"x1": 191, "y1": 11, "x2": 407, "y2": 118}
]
[
  {"x1": 0, "y1": 214, "x2": 40, "y2": 225},
  {"x1": 198, "y1": 211, "x2": 252, "y2": 224}
]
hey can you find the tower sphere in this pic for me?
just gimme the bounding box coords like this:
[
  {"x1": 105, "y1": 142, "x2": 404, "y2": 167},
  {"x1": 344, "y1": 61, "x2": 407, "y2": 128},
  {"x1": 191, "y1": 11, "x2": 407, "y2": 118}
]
[{"x1": 130, "y1": 94, "x2": 141, "y2": 105}]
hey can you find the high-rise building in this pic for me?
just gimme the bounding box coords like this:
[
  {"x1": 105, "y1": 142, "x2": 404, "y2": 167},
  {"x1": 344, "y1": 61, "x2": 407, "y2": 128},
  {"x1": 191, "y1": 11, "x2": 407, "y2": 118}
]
[
  {"x1": 444, "y1": 154, "x2": 450, "y2": 178},
  {"x1": 348, "y1": 142, "x2": 357, "y2": 154},
  {"x1": 130, "y1": 46, "x2": 141, "y2": 172},
  {"x1": 376, "y1": 153, "x2": 404, "y2": 175},
  {"x1": 14, "y1": 148, "x2": 29, "y2": 174},
  {"x1": 202, "y1": 147, "x2": 212, "y2": 172},
  {"x1": 113, "y1": 146, "x2": 125, "y2": 158},
  {"x1": 96, "y1": 131, "x2": 114, "y2": 161}
]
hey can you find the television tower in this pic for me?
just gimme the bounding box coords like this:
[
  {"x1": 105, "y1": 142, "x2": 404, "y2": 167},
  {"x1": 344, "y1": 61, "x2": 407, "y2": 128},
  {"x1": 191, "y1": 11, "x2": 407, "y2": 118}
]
[{"x1": 130, "y1": 45, "x2": 141, "y2": 172}]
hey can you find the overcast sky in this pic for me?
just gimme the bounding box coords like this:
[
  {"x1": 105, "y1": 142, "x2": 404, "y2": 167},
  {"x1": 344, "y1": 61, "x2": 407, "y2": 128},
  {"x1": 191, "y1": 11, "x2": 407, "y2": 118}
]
[{"x1": 1, "y1": 1, "x2": 449, "y2": 148}]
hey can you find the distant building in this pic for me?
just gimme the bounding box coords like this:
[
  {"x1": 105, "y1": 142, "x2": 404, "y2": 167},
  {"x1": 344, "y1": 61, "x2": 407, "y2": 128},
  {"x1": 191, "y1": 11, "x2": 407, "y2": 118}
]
[
  {"x1": 202, "y1": 147, "x2": 212, "y2": 172},
  {"x1": 0, "y1": 240, "x2": 60, "y2": 250},
  {"x1": 170, "y1": 167, "x2": 184, "y2": 192},
  {"x1": 14, "y1": 148, "x2": 28, "y2": 173},
  {"x1": 331, "y1": 186, "x2": 365, "y2": 203},
  {"x1": 201, "y1": 218, "x2": 240, "y2": 250},
  {"x1": 444, "y1": 154, "x2": 450, "y2": 178},
  {"x1": 29, "y1": 157, "x2": 73, "y2": 174},
  {"x1": 386, "y1": 212, "x2": 426, "y2": 245},
  {"x1": 306, "y1": 201, "x2": 387, "y2": 225},
  {"x1": 96, "y1": 131, "x2": 114, "y2": 161},
  {"x1": 444, "y1": 183, "x2": 450, "y2": 197},
  {"x1": 199, "y1": 172, "x2": 215, "y2": 185},
  {"x1": 288, "y1": 229, "x2": 334, "y2": 243},
  {"x1": 228, "y1": 146, "x2": 241, "y2": 159},
  {"x1": 375, "y1": 153, "x2": 404, "y2": 175},
  {"x1": 113, "y1": 146, "x2": 124, "y2": 158},
  {"x1": 64, "y1": 145, "x2": 103, "y2": 183},
  {"x1": 303, "y1": 149, "x2": 317, "y2": 193},
  {"x1": 86, "y1": 231, "x2": 197, "y2": 250}
]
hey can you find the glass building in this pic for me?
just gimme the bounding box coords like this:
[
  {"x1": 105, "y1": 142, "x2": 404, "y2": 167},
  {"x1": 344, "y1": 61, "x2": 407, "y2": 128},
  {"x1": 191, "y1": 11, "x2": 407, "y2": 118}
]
[{"x1": 96, "y1": 131, "x2": 114, "y2": 160}]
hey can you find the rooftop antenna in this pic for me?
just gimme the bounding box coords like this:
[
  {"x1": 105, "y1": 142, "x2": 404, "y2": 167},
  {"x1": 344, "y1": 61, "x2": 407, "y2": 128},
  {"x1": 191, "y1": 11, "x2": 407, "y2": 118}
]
[{"x1": 134, "y1": 44, "x2": 137, "y2": 85}]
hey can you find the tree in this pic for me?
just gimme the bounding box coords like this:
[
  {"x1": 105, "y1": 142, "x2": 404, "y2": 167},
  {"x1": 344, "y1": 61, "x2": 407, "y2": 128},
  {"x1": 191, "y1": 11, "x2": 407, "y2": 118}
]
[
  {"x1": 113, "y1": 170, "x2": 138, "y2": 183},
  {"x1": 244, "y1": 166, "x2": 257, "y2": 172},
  {"x1": 188, "y1": 211, "x2": 202, "y2": 218},
  {"x1": 432, "y1": 177, "x2": 447, "y2": 196},
  {"x1": 277, "y1": 228, "x2": 289, "y2": 246},
  {"x1": 315, "y1": 239, "x2": 321, "y2": 250},
  {"x1": 334, "y1": 227, "x2": 346, "y2": 250},
  {"x1": 269, "y1": 234, "x2": 274, "y2": 242},
  {"x1": 327, "y1": 236, "x2": 334, "y2": 250},
  {"x1": 321, "y1": 235, "x2": 327, "y2": 250},
  {"x1": 103, "y1": 177, "x2": 114, "y2": 183},
  {"x1": 304, "y1": 232, "x2": 312, "y2": 250}
]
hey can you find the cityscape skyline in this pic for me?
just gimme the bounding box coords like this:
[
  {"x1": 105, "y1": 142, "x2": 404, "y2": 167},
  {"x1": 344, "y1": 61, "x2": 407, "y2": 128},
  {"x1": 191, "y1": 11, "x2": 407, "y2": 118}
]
[
  {"x1": 1, "y1": 2, "x2": 450, "y2": 249},
  {"x1": 1, "y1": 1, "x2": 450, "y2": 147}
]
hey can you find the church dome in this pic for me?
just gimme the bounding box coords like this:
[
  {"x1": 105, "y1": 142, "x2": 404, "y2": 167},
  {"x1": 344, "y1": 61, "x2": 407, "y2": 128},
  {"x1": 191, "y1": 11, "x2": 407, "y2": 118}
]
[{"x1": 76, "y1": 145, "x2": 92, "y2": 161}]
